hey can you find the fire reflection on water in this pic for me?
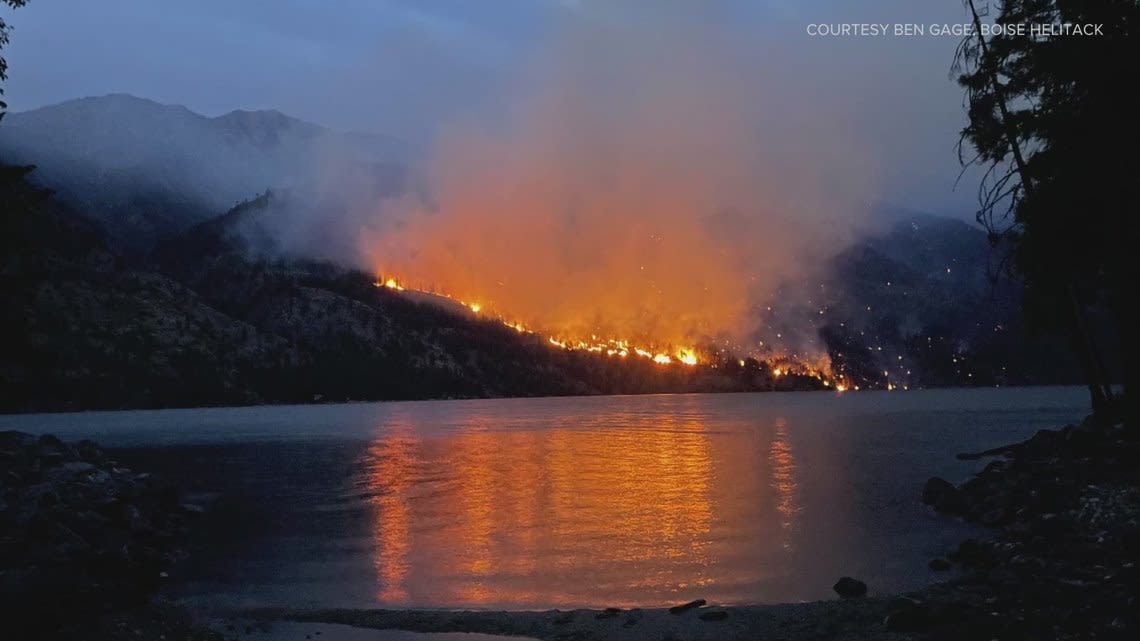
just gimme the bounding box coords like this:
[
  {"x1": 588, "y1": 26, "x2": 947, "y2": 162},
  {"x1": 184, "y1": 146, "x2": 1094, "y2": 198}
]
[
  {"x1": 360, "y1": 415, "x2": 415, "y2": 602},
  {"x1": 769, "y1": 418, "x2": 800, "y2": 549},
  {"x1": 358, "y1": 409, "x2": 798, "y2": 607}
]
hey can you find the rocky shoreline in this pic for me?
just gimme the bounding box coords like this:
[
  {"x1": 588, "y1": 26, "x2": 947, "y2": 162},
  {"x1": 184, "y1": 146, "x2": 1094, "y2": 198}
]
[
  {"x1": 0, "y1": 431, "x2": 217, "y2": 640},
  {"x1": 902, "y1": 416, "x2": 1140, "y2": 639}
]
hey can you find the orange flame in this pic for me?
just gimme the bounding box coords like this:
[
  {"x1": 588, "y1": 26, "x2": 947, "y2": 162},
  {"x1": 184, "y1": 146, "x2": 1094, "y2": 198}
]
[
  {"x1": 371, "y1": 272, "x2": 863, "y2": 390},
  {"x1": 376, "y1": 277, "x2": 405, "y2": 291},
  {"x1": 379, "y1": 273, "x2": 702, "y2": 367}
]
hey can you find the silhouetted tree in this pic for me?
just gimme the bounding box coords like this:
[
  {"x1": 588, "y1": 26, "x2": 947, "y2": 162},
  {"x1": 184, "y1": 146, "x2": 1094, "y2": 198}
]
[
  {"x1": 0, "y1": 0, "x2": 30, "y2": 120},
  {"x1": 955, "y1": 0, "x2": 1139, "y2": 426}
]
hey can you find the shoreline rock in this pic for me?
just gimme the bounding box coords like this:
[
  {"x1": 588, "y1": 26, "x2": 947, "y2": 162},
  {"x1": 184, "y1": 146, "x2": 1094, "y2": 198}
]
[
  {"x1": 906, "y1": 417, "x2": 1140, "y2": 639},
  {"x1": 667, "y1": 598, "x2": 706, "y2": 614},
  {"x1": 0, "y1": 431, "x2": 203, "y2": 640},
  {"x1": 833, "y1": 576, "x2": 868, "y2": 598}
]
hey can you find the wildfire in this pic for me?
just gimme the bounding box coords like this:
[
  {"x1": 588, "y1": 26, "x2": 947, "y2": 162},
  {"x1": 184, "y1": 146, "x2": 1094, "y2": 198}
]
[
  {"x1": 373, "y1": 271, "x2": 857, "y2": 390},
  {"x1": 377, "y1": 273, "x2": 703, "y2": 368},
  {"x1": 375, "y1": 277, "x2": 405, "y2": 291}
]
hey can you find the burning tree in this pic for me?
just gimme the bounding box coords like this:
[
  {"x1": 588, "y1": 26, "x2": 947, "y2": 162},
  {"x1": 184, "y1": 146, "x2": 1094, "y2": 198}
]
[{"x1": 954, "y1": 0, "x2": 1138, "y2": 426}]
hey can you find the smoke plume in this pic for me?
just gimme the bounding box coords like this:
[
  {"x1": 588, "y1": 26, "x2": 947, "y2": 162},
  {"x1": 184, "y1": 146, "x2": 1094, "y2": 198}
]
[{"x1": 362, "y1": 1, "x2": 883, "y2": 353}]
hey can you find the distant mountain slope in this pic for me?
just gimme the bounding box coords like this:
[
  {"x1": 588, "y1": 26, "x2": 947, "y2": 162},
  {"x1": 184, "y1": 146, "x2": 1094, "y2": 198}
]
[
  {"x1": 3, "y1": 168, "x2": 812, "y2": 413},
  {"x1": 1, "y1": 165, "x2": 298, "y2": 409},
  {"x1": 0, "y1": 94, "x2": 408, "y2": 251},
  {"x1": 816, "y1": 215, "x2": 1084, "y2": 388},
  {"x1": 1, "y1": 163, "x2": 1093, "y2": 413}
]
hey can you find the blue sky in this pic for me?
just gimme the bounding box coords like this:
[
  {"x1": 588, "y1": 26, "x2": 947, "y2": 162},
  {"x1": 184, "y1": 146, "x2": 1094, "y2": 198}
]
[
  {"x1": 0, "y1": 0, "x2": 983, "y2": 216},
  {"x1": 2, "y1": 1, "x2": 557, "y2": 134}
]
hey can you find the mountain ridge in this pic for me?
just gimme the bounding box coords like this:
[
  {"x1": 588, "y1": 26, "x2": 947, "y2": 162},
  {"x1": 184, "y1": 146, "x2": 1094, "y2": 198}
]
[
  {"x1": 0, "y1": 94, "x2": 1092, "y2": 411},
  {"x1": 0, "y1": 93, "x2": 409, "y2": 252}
]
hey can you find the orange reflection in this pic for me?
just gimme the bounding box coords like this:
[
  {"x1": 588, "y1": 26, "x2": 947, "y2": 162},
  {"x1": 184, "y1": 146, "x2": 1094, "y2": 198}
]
[
  {"x1": 452, "y1": 418, "x2": 496, "y2": 602},
  {"x1": 358, "y1": 404, "x2": 796, "y2": 607},
  {"x1": 360, "y1": 413, "x2": 417, "y2": 601},
  {"x1": 769, "y1": 418, "x2": 799, "y2": 549},
  {"x1": 544, "y1": 412, "x2": 713, "y2": 576}
]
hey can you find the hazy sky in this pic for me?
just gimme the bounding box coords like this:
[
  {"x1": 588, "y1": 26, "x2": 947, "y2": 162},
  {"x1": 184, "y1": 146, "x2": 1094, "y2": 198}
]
[{"x1": 1, "y1": 0, "x2": 983, "y2": 216}]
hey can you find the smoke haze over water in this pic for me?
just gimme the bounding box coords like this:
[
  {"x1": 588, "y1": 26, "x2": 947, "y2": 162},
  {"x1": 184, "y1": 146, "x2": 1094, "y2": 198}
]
[{"x1": 362, "y1": 1, "x2": 884, "y2": 351}]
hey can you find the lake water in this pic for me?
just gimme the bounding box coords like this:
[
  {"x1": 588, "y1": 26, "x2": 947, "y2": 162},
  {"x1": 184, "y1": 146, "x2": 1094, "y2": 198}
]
[{"x1": 0, "y1": 387, "x2": 1089, "y2": 610}]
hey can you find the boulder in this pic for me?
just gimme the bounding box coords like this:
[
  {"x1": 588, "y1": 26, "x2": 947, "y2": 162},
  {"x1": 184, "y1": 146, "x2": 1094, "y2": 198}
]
[
  {"x1": 76, "y1": 440, "x2": 103, "y2": 463},
  {"x1": 833, "y1": 576, "x2": 867, "y2": 598},
  {"x1": 922, "y1": 477, "x2": 956, "y2": 505},
  {"x1": 923, "y1": 477, "x2": 968, "y2": 514},
  {"x1": 668, "y1": 599, "x2": 706, "y2": 614}
]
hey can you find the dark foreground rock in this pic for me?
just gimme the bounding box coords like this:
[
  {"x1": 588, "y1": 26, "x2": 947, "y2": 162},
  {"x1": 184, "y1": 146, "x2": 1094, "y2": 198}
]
[
  {"x1": 902, "y1": 417, "x2": 1140, "y2": 640},
  {"x1": 834, "y1": 576, "x2": 869, "y2": 598},
  {"x1": 922, "y1": 476, "x2": 968, "y2": 515},
  {"x1": 668, "y1": 598, "x2": 706, "y2": 614},
  {"x1": 0, "y1": 431, "x2": 203, "y2": 640}
]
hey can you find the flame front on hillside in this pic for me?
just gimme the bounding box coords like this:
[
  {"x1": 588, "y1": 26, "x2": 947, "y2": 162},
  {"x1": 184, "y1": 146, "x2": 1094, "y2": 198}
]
[
  {"x1": 373, "y1": 274, "x2": 848, "y2": 390},
  {"x1": 374, "y1": 274, "x2": 701, "y2": 367}
]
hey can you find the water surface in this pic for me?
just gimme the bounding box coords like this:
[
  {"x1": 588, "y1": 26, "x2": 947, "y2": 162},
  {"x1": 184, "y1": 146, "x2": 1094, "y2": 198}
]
[{"x1": 0, "y1": 387, "x2": 1089, "y2": 609}]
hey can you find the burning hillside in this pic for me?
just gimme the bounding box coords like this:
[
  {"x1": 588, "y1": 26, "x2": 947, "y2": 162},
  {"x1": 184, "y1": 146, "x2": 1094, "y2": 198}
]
[
  {"x1": 372, "y1": 274, "x2": 846, "y2": 390},
  {"x1": 357, "y1": 3, "x2": 878, "y2": 392}
]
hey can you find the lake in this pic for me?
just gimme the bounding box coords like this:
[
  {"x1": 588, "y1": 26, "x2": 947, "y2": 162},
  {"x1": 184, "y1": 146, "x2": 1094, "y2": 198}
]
[{"x1": 0, "y1": 387, "x2": 1089, "y2": 610}]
